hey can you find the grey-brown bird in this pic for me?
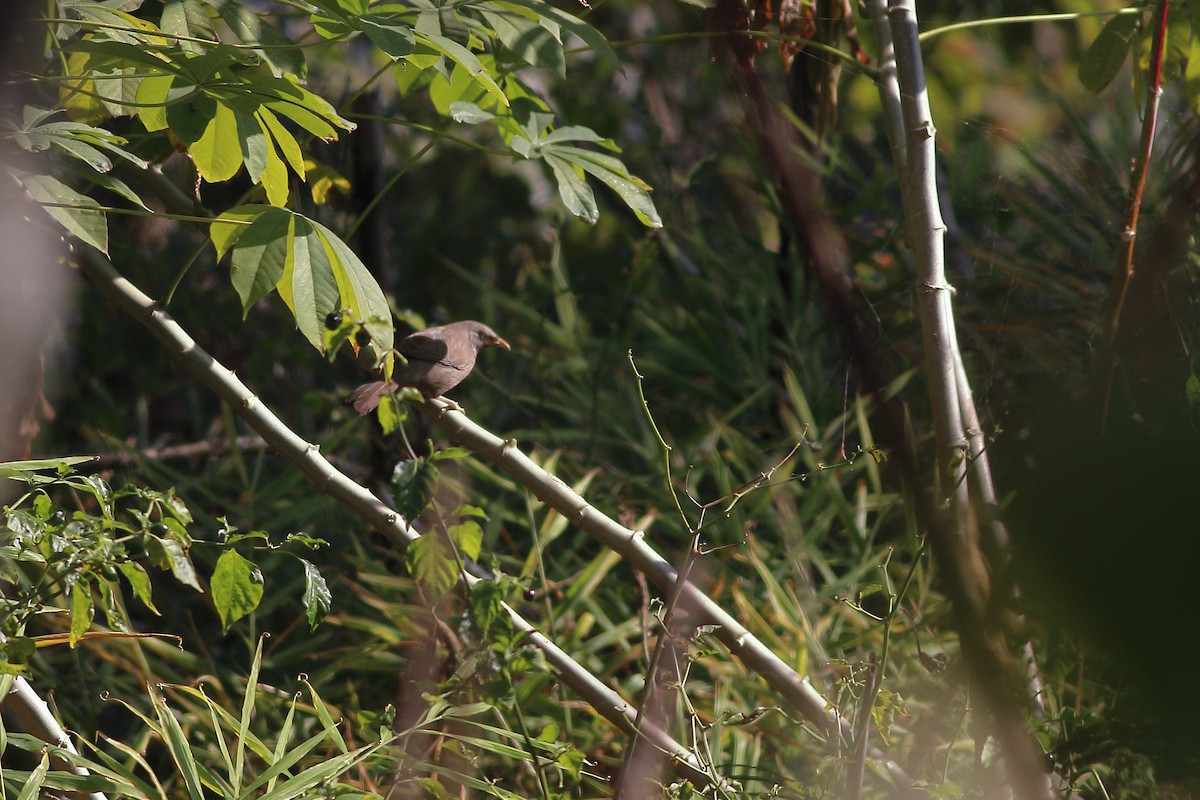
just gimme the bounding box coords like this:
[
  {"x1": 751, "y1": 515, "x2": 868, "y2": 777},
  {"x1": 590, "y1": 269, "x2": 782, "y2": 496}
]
[{"x1": 347, "y1": 320, "x2": 510, "y2": 415}]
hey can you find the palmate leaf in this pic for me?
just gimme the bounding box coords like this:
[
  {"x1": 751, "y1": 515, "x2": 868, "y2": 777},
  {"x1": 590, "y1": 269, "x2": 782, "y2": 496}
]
[
  {"x1": 542, "y1": 143, "x2": 662, "y2": 228},
  {"x1": 211, "y1": 206, "x2": 394, "y2": 354},
  {"x1": 475, "y1": 4, "x2": 565, "y2": 76},
  {"x1": 77, "y1": 37, "x2": 349, "y2": 192}
]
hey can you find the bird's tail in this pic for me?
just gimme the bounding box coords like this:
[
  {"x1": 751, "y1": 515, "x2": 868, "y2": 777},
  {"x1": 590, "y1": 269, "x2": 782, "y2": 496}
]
[{"x1": 345, "y1": 381, "x2": 393, "y2": 415}]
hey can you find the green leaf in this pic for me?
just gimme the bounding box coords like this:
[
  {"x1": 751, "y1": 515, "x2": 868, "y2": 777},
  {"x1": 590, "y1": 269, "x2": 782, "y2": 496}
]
[
  {"x1": 164, "y1": 81, "x2": 216, "y2": 144},
  {"x1": 189, "y1": 98, "x2": 244, "y2": 182},
  {"x1": 415, "y1": 31, "x2": 509, "y2": 108},
  {"x1": 211, "y1": 203, "x2": 267, "y2": 260},
  {"x1": 544, "y1": 152, "x2": 597, "y2": 223},
  {"x1": 258, "y1": 107, "x2": 305, "y2": 177},
  {"x1": 150, "y1": 687, "x2": 205, "y2": 800},
  {"x1": 161, "y1": 0, "x2": 216, "y2": 54},
  {"x1": 390, "y1": 458, "x2": 438, "y2": 522},
  {"x1": 311, "y1": 219, "x2": 395, "y2": 352},
  {"x1": 213, "y1": 2, "x2": 307, "y2": 78},
  {"x1": 1080, "y1": 12, "x2": 1140, "y2": 92},
  {"x1": 228, "y1": 206, "x2": 292, "y2": 314},
  {"x1": 0, "y1": 637, "x2": 35, "y2": 673},
  {"x1": 211, "y1": 550, "x2": 264, "y2": 632},
  {"x1": 545, "y1": 144, "x2": 661, "y2": 228},
  {"x1": 477, "y1": 5, "x2": 565, "y2": 76},
  {"x1": 301, "y1": 559, "x2": 331, "y2": 630},
  {"x1": 118, "y1": 561, "x2": 160, "y2": 614},
  {"x1": 449, "y1": 101, "x2": 495, "y2": 124},
  {"x1": 0, "y1": 456, "x2": 96, "y2": 476},
  {"x1": 499, "y1": 0, "x2": 618, "y2": 67},
  {"x1": 135, "y1": 72, "x2": 173, "y2": 132},
  {"x1": 15, "y1": 750, "x2": 49, "y2": 800},
  {"x1": 70, "y1": 579, "x2": 95, "y2": 647},
  {"x1": 277, "y1": 216, "x2": 341, "y2": 350},
  {"x1": 15, "y1": 171, "x2": 108, "y2": 252},
  {"x1": 236, "y1": 110, "x2": 268, "y2": 183},
  {"x1": 145, "y1": 533, "x2": 202, "y2": 592},
  {"x1": 448, "y1": 520, "x2": 482, "y2": 563},
  {"x1": 360, "y1": 13, "x2": 417, "y2": 58},
  {"x1": 406, "y1": 532, "x2": 460, "y2": 601}
]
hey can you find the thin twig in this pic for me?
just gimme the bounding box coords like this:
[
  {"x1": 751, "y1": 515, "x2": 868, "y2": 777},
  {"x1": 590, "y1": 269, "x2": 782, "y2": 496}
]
[{"x1": 1097, "y1": 0, "x2": 1170, "y2": 430}]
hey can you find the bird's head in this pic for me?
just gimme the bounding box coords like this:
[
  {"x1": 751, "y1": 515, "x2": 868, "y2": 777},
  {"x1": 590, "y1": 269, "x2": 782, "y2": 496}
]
[{"x1": 467, "y1": 322, "x2": 511, "y2": 352}]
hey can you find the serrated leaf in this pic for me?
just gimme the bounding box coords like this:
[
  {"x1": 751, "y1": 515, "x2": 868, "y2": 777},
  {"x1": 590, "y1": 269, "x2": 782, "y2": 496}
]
[
  {"x1": 390, "y1": 458, "x2": 438, "y2": 521},
  {"x1": 447, "y1": 520, "x2": 482, "y2": 563},
  {"x1": 1080, "y1": 12, "x2": 1140, "y2": 93},
  {"x1": 211, "y1": 550, "x2": 264, "y2": 632},
  {"x1": 406, "y1": 532, "x2": 459, "y2": 601},
  {"x1": 301, "y1": 559, "x2": 331, "y2": 630}
]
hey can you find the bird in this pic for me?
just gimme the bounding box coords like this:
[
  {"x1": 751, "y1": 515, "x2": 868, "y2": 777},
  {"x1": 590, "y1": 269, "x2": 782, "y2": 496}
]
[{"x1": 347, "y1": 320, "x2": 510, "y2": 415}]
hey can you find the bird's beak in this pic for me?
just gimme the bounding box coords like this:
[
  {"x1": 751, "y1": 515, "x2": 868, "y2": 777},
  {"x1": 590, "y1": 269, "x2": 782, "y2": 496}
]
[{"x1": 491, "y1": 336, "x2": 511, "y2": 351}]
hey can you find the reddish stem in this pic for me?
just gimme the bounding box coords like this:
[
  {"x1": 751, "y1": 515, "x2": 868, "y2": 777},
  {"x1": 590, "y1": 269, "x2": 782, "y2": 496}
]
[{"x1": 1098, "y1": 0, "x2": 1170, "y2": 428}]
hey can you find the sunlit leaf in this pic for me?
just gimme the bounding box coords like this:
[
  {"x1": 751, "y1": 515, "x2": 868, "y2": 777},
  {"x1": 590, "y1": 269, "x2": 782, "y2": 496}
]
[
  {"x1": 211, "y1": 550, "x2": 264, "y2": 632},
  {"x1": 406, "y1": 531, "x2": 459, "y2": 601},
  {"x1": 301, "y1": 559, "x2": 331, "y2": 630},
  {"x1": 69, "y1": 579, "x2": 95, "y2": 647},
  {"x1": 118, "y1": 561, "x2": 160, "y2": 614},
  {"x1": 189, "y1": 98, "x2": 243, "y2": 181},
  {"x1": 16, "y1": 171, "x2": 108, "y2": 252},
  {"x1": 160, "y1": 0, "x2": 216, "y2": 54}
]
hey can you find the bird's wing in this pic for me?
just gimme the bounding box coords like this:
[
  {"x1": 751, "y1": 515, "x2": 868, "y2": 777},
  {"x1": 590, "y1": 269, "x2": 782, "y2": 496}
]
[{"x1": 399, "y1": 327, "x2": 452, "y2": 364}]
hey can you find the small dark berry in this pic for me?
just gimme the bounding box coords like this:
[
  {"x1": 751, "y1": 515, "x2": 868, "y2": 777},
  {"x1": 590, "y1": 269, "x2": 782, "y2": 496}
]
[
  {"x1": 50, "y1": 510, "x2": 67, "y2": 526},
  {"x1": 325, "y1": 311, "x2": 343, "y2": 330},
  {"x1": 150, "y1": 522, "x2": 171, "y2": 537},
  {"x1": 522, "y1": 589, "x2": 536, "y2": 601},
  {"x1": 354, "y1": 327, "x2": 372, "y2": 347}
]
